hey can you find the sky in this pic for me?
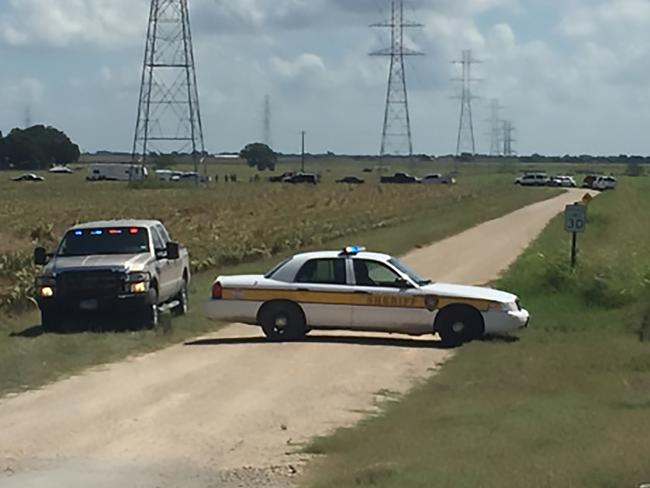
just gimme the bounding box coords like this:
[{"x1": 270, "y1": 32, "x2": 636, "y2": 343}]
[{"x1": 1, "y1": 0, "x2": 649, "y2": 156}]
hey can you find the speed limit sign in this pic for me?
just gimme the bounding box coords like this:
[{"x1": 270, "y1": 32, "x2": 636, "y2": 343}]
[{"x1": 565, "y1": 204, "x2": 587, "y2": 234}]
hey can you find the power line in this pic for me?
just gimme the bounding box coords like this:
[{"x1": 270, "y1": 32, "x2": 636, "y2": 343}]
[
  {"x1": 132, "y1": 0, "x2": 206, "y2": 179},
  {"x1": 452, "y1": 49, "x2": 481, "y2": 156},
  {"x1": 370, "y1": 0, "x2": 423, "y2": 157}
]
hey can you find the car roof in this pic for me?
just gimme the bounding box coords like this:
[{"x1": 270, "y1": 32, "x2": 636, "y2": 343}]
[
  {"x1": 70, "y1": 220, "x2": 162, "y2": 230},
  {"x1": 291, "y1": 250, "x2": 392, "y2": 261}
]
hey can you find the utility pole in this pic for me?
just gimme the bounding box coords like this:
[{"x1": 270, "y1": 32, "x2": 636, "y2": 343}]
[
  {"x1": 452, "y1": 49, "x2": 481, "y2": 156},
  {"x1": 300, "y1": 131, "x2": 306, "y2": 173},
  {"x1": 370, "y1": 0, "x2": 423, "y2": 157},
  {"x1": 132, "y1": 0, "x2": 206, "y2": 182},
  {"x1": 24, "y1": 105, "x2": 32, "y2": 129},
  {"x1": 488, "y1": 99, "x2": 502, "y2": 156},
  {"x1": 263, "y1": 95, "x2": 272, "y2": 148}
]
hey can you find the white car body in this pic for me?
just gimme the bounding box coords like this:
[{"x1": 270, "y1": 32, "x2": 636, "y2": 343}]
[
  {"x1": 593, "y1": 176, "x2": 617, "y2": 191},
  {"x1": 421, "y1": 174, "x2": 456, "y2": 185},
  {"x1": 515, "y1": 174, "x2": 548, "y2": 186},
  {"x1": 551, "y1": 176, "x2": 577, "y2": 187},
  {"x1": 205, "y1": 249, "x2": 530, "y2": 345}
]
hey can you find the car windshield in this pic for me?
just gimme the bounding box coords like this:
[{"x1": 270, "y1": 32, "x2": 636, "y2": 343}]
[
  {"x1": 388, "y1": 258, "x2": 431, "y2": 285},
  {"x1": 57, "y1": 227, "x2": 150, "y2": 257}
]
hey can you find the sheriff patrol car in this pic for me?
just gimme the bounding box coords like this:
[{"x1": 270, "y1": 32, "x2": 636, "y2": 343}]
[{"x1": 205, "y1": 247, "x2": 530, "y2": 346}]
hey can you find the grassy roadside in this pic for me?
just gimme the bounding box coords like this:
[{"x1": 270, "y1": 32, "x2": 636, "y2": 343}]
[
  {"x1": 303, "y1": 178, "x2": 650, "y2": 488},
  {"x1": 0, "y1": 184, "x2": 560, "y2": 397}
]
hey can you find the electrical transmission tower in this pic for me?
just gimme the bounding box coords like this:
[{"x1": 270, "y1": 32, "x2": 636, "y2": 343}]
[
  {"x1": 263, "y1": 95, "x2": 272, "y2": 148},
  {"x1": 371, "y1": 0, "x2": 423, "y2": 157},
  {"x1": 488, "y1": 99, "x2": 502, "y2": 156},
  {"x1": 502, "y1": 120, "x2": 516, "y2": 156},
  {"x1": 132, "y1": 0, "x2": 206, "y2": 176},
  {"x1": 452, "y1": 50, "x2": 480, "y2": 156}
]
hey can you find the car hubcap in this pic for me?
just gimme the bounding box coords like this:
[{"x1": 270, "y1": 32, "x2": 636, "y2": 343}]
[
  {"x1": 452, "y1": 321, "x2": 465, "y2": 334},
  {"x1": 274, "y1": 315, "x2": 288, "y2": 330}
]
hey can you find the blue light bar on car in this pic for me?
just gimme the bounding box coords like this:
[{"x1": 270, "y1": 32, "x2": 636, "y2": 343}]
[
  {"x1": 90, "y1": 230, "x2": 103, "y2": 236},
  {"x1": 74, "y1": 231, "x2": 83, "y2": 236},
  {"x1": 342, "y1": 246, "x2": 366, "y2": 255}
]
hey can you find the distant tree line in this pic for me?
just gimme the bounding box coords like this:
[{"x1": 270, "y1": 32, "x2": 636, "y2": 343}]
[{"x1": 0, "y1": 125, "x2": 80, "y2": 170}]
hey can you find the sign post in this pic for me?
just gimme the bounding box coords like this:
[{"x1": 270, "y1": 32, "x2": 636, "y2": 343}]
[{"x1": 564, "y1": 204, "x2": 587, "y2": 268}]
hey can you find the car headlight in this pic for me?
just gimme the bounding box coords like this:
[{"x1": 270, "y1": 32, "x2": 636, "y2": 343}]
[
  {"x1": 489, "y1": 302, "x2": 518, "y2": 312},
  {"x1": 126, "y1": 272, "x2": 150, "y2": 294}
]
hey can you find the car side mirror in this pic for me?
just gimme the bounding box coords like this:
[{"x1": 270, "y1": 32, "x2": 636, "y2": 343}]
[
  {"x1": 166, "y1": 241, "x2": 180, "y2": 261},
  {"x1": 34, "y1": 247, "x2": 48, "y2": 266}
]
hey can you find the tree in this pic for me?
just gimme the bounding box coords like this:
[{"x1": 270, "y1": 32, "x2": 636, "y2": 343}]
[
  {"x1": 0, "y1": 125, "x2": 80, "y2": 170},
  {"x1": 239, "y1": 143, "x2": 277, "y2": 171}
]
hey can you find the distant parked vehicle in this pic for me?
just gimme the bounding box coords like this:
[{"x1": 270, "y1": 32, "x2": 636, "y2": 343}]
[
  {"x1": 269, "y1": 172, "x2": 295, "y2": 183},
  {"x1": 380, "y1": 172, "x2": 420, "y2": 184},
  {"x1": 593, "y1": 175, "x2": 617, "y2": 191},
  {"x1": 155, "y1": 169, "x2": 182, "y2": 181},
  {"x1": 283, "y1": 172, "x2": 320, "y2": 184},
  {"x1": 515, "y1": 173, "x2": 548, "y2": 186},
  {"x1": 176, "y1": 171, "x2": 211, "y2": 183},
  {"x1": 336, "y1": 176, "x2": 365, "y2": 184},
  {"x1": 12, "y1": 173, "x2": 44, "y2": 182},
  {"x1": 421, "y1": 174, "x2": 456, "y2": 185},
  {"x1": 582, "y1": 175, "x2": 599, "y2": 189},
  {"x1": 49, "y1": 166, "x2": 73, "y2": 174},
  {"x1": 87, "y1": 164, "x2": 148, "y2": 182},
  {"x1": 547, "y1": 176, "x2": 576, "y2": 188}
]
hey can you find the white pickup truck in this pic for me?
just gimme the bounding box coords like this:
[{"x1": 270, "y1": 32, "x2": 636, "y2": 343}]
[{"x1": 34, "y1": 220, "x2": 191, "y2": 331}]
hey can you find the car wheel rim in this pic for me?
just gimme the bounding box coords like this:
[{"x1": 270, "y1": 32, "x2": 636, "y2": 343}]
[
  {"x1": 452, "y1": 322, "x2": 465, "y2": 334},
  {"x1": 152, "y1": 305, "x2": 159, "y2": 326},
  {"x1": 274, "y1": 315, "x2": 288, "y2": 332},
  {"x1": 182, "y1": 287, "x2": 188, "y2": 313}
]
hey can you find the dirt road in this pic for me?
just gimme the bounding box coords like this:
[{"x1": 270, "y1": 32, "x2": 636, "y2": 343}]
[{"x1": 0, "y1": 190, "x2": 586, "y2": 488}]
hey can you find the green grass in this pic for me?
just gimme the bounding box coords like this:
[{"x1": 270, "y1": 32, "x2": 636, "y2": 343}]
[
  {"x1": 303, "y1": 178, "x2": 650, "y2": 488},
  {"x1": 0, "y1": 165, "x2": 561, "y2": 397}
]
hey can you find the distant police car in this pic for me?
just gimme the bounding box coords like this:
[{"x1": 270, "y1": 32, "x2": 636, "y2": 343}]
[{"x1": 206, "y1": 247, "x2": 530, "y2": 346}]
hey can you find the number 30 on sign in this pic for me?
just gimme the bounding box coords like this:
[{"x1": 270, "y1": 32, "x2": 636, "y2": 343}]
[{"x1": 565, "y1": 204, "x2": 587, "y2": 233}]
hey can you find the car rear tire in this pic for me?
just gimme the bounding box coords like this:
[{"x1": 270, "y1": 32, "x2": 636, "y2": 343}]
[
  {"x1": 435, "y1": 305, "x2": 484, "y2": 347},
  {"x1": 259, "y1": 302, "x2": 307, "y2": 342}
]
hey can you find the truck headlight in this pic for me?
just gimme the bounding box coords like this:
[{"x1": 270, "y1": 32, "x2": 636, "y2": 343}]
[
  {"x1": 126, "y1": 272, "x2": 150, "y2": 294},
  {"x1": 36, "y1": 277, "x2": 56, "y2": 298}
]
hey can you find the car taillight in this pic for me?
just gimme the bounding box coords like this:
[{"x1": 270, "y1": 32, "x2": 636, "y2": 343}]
[{"x1": 212, "y1": 281, "x2": 223, "y2": 299}]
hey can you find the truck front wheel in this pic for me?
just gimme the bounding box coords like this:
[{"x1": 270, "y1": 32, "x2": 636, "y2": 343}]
[
  {"x1": 139, "y1": 289, "x2": 159, "y2": 329},
  {"x1": 41, "y1": 308, "x2": 65, "y2": 333}
]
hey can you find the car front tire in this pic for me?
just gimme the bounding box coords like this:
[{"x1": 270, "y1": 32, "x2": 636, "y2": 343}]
[
  {"x1": 435, "y1": 306, "x2": 484, "y2": 347},
  {"x1": 41, "y1": 308, "x2": 65, "y2": 333}
]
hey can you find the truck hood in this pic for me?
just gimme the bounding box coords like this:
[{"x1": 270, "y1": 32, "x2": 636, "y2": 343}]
[
  {"x1": 44, "y1": 253, "x2": 153, "y2": 276},
  {"x1": 420, "y1": 282, "x2": 517, "y2": 304}
]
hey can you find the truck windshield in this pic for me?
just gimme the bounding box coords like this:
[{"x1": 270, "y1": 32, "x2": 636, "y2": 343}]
[{"x1": 57, "y1": 228, "x2": 150, "y2": 257}]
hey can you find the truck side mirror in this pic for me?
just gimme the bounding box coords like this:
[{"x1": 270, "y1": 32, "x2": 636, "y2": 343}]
[
  {"x1": 34, "y1": 247, "x2": 48, "y2": 266},
  {"x1": 166, "y1": 241, "x2": 180, "y2": 261}
]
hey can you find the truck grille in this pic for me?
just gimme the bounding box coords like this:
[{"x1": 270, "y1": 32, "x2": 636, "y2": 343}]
[{"x1": 57, "y1": 271, "x2": 124, "y2": 298}]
